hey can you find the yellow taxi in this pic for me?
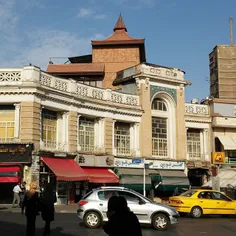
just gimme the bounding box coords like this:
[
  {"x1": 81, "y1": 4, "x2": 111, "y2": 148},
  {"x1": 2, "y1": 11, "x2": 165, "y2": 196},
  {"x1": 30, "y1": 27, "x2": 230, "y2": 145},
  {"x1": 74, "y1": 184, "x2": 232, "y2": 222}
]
[{"x1": 169, "y1": 189, "x2": 236, "y2": 218}]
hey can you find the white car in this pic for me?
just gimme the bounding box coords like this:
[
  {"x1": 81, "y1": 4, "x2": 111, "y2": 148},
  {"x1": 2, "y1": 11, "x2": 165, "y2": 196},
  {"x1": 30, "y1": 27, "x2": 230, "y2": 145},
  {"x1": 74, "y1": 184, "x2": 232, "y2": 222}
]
[{"x1": 77, "y1": 186, "x2": 179, "y2": 231}]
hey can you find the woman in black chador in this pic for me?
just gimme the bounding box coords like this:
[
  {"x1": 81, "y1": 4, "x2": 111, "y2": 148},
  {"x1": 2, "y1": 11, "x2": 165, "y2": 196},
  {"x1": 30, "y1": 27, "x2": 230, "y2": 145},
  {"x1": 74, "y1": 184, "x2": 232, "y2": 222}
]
[
  {"x1": 40, "y1": 184, "x2": 57, "y2": 236},
  {"x1": 103, "y1": 196, "x2": 142, "y2": 236},
  {"x1": 21, "y1": 182, "x2": 40, "y2": 236}
]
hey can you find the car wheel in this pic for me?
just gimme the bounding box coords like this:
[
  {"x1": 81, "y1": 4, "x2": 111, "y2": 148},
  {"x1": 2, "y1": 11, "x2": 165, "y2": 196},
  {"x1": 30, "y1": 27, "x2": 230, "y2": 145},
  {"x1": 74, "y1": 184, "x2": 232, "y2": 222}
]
[
  {"x1": 152, "y1": 213, "x2": 170, "y2": 231},
  {"x1": 84, "y1": 211, "x2": 101, "y2": 228},
  {"x1": 191, "y1": 206, "x2": 202, "y2": 218}
]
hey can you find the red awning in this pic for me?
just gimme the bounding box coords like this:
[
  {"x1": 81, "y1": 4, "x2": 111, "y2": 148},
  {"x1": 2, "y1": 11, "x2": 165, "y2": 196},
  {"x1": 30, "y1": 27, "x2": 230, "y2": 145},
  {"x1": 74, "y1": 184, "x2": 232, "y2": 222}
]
[
  {"x1": 41, "y1": 157, "x2": 88, "y2": 181},
  {"x1": 82, "y1": 168, "x2": 119, "y2": 183},
  {"x1": 0, "y1": 177, "x2": 19, "y2": 183},
  {"x1": 0, "y1": 166, "x2": 21, "y2": 172}
]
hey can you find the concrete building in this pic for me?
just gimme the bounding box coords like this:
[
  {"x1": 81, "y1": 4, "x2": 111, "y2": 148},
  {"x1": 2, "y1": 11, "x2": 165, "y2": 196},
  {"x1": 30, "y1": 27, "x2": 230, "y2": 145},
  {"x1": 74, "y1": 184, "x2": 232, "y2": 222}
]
[
  {"x1": 209, "y1": 45, "x2": 236, "y2": 99},
  {"x1": 0, "y1": 15, "x2": 212, "y2": 203}
]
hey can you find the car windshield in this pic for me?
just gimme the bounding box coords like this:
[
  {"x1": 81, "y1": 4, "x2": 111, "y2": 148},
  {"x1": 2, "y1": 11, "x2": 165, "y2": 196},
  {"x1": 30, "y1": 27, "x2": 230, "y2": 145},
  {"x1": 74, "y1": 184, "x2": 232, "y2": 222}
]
[{"x1": 180, "y1": 190, "x2": 197, "y2": 197}]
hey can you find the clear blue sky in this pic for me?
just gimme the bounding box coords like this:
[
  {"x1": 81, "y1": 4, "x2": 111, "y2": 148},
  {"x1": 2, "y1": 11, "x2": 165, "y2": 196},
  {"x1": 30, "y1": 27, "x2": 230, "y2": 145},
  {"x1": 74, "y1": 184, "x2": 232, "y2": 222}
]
[{"x1": 1, "y1": 0, "x2": 236, "y2": 102}]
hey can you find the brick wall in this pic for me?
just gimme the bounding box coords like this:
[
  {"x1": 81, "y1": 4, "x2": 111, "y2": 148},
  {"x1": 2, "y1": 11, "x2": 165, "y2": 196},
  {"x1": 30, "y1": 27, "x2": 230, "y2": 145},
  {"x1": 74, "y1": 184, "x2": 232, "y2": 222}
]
[{"x1": 92, "y1": 46, "x2": 140, "y2": 88}]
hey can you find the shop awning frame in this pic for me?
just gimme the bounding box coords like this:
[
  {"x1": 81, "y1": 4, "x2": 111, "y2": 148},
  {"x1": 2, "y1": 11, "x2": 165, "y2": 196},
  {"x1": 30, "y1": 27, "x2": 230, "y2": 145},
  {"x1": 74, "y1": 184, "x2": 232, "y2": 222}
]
[
  {"x1": 217, "y1": 136, "x2": 236, "y2": 150},
  {"x1": 82, "y1": 167, "x2": 119, "y2": 183},
  {"x1": 41, "y1": 157, "x2": 88, "y2": 181},
  {"x1": 203, "y1": 168, "x2": 236, "y2": 188}
]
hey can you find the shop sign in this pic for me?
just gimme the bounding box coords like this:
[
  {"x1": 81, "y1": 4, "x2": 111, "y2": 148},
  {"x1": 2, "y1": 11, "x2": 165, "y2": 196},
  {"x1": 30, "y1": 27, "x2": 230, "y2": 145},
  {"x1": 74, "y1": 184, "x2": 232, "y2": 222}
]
[
  {"x1": 114, "y1": 158, "x2": 185, "y2": 170},
  {"x1": 212, "y1": 152, "x2": 225, "y2": 165},
  {"x1": 77, "y1": 154, "x2": 114, "y2": 167},
  {"x1": 0, "y1": 144, "x2": 33, "y2": 163},
  {"x1": 114, "y1": 158, "x2": 144, "y2": 168},
  {"x1": 148, "y1": 160, "x2": 185, "y2": 170}
]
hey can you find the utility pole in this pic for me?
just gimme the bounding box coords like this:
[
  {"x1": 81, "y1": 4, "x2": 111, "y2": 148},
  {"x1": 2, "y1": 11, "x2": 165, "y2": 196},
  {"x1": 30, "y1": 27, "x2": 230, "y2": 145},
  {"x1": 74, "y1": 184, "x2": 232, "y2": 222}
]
[{"x1": 230, "y1": 17, "x2": 234, "y2": 45}]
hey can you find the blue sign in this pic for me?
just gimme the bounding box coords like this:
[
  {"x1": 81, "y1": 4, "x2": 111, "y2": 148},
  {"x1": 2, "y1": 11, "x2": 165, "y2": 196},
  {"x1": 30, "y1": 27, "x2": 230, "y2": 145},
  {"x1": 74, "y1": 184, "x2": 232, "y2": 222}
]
[{"x1": 132, "y1": 158, "x2": 143, "y2": 164}]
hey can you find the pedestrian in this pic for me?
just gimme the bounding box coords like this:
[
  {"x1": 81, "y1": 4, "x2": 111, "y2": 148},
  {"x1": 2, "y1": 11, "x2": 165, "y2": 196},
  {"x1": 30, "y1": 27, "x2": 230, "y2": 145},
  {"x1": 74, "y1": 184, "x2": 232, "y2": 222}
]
[
  {"x1": 173, "y1": 187, "x2": 180, "y2": 196},
  {"x1": 21, "y1": 182, "x2": 40, "y2": 236},
  {"x1": 12, "y1": 182, "x2": 22, "y2": 207},
  {"x1": 20, "y1": 181, "x2": 27, "y2": 207},
  {"x1": 103, "y1": 196, "x2": 142, "y2": 236},
  {"x1": 40, "y1": 183, "x2": 57, "y2": 236}
]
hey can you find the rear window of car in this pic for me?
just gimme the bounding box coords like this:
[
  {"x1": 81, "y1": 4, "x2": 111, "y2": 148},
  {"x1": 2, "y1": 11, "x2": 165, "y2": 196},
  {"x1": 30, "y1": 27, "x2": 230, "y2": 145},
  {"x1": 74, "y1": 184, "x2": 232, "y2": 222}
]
[
  {"x1": 97, "y1": 190, "x2": 118, "y2": 200},
  {"x1": 180, "y1": 190, "x2": 197, "y2": 197},
  {"x1": 82, "y1": 191, "x2": 93, "y2": 200}
]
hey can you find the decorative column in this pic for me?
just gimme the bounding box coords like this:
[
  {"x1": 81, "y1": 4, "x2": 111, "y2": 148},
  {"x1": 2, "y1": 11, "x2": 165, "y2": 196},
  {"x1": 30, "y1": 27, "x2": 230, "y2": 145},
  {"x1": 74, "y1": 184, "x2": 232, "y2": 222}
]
[
  {"x1": 133, "y1": 123, "x2": 140, "y2": 157},
  {"x1": 96, "y1": 118, "x2": 104, "y2": 152},
  {"x1": 186, "y1": 127, "x2": 189, "y2": 160},
  {"x1": 112, "y1": 120, "x2": 116, "y2": 156},
  {"x1": 77, "y1": 115, "x2": 81, "y2": 151},
  {"x1": 39, "y1": 106, "x2": 44, "y2": 148},
  {"x1": 203, "y1": 129, "x2": 209, "y2": 162},
  {"x1": 14, "y1": 104, "x2": 20, "y2": 139},
  {"x1": 200, "y1": 130, "x2": 204, "y2": 161},
  {"x1": 62, "y1": 112, "x2": 68, "y2": 152}
]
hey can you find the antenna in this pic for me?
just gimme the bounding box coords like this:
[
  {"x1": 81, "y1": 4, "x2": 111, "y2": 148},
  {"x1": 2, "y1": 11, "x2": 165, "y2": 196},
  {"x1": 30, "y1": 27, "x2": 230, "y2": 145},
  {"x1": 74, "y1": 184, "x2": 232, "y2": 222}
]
[{"x1": 230, "y1": 17, "x2": 234, "y2": 45}]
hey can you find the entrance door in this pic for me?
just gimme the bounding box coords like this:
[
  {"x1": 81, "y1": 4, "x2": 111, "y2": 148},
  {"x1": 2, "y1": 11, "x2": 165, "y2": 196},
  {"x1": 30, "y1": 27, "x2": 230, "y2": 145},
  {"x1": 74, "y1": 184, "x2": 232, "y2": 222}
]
[{"x1": 57, "y1": 182, "x2": 68, "y2": 204}]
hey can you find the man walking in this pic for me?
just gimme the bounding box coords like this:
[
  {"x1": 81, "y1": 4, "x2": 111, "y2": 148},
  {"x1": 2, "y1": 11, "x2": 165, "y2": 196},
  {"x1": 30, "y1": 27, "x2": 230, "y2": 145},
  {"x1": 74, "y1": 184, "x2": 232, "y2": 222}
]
[{"x1": 12, "y1": 183, "x2": 21, "y2": 207}]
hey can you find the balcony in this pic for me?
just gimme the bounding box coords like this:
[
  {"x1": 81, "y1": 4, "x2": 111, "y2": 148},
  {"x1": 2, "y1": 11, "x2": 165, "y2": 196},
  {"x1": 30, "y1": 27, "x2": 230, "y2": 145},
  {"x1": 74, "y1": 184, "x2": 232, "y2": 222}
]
[
  {"x1": 40, "y1": 141, "x2": 68, "y2": 152},
  {"x1": 0, "y1": 68, "x2": 139, "y2": 107}
]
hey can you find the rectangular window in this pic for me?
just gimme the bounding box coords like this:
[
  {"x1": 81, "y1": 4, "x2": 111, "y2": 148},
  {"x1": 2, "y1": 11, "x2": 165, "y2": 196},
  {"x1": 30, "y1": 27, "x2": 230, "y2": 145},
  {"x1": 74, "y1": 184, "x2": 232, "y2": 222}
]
[
  {"x1": 42, "y1": 109, "x2": 57, "y2": 149},
  {"x1": 187, "y1": 130, "x2": 201, "y2": 160},
  {"x1": 152, "y1": 117, "x2": 168, "y2": 157},
  {"x1": 114, "y1": 122, "x2": 130, "y2": 156},
  {"x1": 0, "y1": 106, "x2": 15, "y2": 142},
  {"x1": 78, "y1": 117, "x2": 95, "y2": 152}
]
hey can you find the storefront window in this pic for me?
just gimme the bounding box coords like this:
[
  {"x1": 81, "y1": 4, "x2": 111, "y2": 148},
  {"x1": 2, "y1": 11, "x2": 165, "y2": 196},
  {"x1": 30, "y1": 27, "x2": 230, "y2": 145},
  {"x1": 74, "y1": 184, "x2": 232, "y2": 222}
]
[
  {"x1": 0, "y1": 106, "x2": 15, "y2": 142},
  {"x1": 78, "y1": 117, "x2": 95, "y2": 152},
  {"x1": 114, "y1": 122, "x2": 130, "y2": 156},
  {"x1": 187, "y1": 130, "x2": 201, "y2": 160},
  {"x1": 42, "y1": 109, "x2": 57, "y2": 148},
  {"x1": 152, "y1": 117, "x2": 168, "y2": 156}
]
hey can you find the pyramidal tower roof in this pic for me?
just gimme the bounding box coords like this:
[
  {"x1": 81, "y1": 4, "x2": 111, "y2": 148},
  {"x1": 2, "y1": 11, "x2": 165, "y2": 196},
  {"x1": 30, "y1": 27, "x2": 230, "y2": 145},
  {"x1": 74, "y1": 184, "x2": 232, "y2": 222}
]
[
  {"x1": 92, "y1": 14, "x2": 144, "y2": 45},
  {"x1": 113, "y1": 14, "x2": 127, "y2": 32}
]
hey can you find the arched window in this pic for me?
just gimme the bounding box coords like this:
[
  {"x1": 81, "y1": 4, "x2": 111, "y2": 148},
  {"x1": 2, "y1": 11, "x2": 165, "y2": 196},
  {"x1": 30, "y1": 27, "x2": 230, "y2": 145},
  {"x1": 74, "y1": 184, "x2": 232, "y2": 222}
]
[
  {"x1": 151, "y1": 94, "x2": 176, "y2": 159},
  {"x1": 152, "y1": 98, "x2": 167, "y2": 111}
]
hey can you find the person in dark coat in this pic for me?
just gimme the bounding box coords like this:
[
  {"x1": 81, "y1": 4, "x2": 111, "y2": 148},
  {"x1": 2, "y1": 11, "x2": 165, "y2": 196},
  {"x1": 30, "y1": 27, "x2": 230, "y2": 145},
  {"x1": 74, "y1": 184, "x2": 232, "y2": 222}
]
[
  {"x1": 40, "y1": 183, "x2": 57, "y2": 236},
  {"x1": 103, "y1": 196, "x2": 142, "y2": 236},
  {"x1": 21, "y1": 182, "x2": 40, "y2": 236}
]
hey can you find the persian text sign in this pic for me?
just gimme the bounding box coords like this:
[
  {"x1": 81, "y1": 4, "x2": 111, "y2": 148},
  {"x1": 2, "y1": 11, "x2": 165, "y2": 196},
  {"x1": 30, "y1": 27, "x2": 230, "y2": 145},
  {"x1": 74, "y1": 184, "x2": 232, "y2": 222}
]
[
  {"x1": 114, "y1": 158, "x2": 185, "y2": 170},
  {"x1": 114, "y1": 158, "x2": 144, "y2": 168},
  {"x1": 0, "y1": 144, "x2": 33, "y2": 163},
  {"x1": 148, "y1": 160, "x2": 185, "y2": 170}
]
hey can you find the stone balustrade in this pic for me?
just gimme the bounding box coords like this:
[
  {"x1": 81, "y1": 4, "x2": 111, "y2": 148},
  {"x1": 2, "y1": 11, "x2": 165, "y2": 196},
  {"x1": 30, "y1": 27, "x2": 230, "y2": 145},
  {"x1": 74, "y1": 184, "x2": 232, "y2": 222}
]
[
  {"x1": 185, "y1": 103, "x2": 209, "y2": 116},
  {"x1": 0, "y1": 67, "x2": 139, "y2": 106}
]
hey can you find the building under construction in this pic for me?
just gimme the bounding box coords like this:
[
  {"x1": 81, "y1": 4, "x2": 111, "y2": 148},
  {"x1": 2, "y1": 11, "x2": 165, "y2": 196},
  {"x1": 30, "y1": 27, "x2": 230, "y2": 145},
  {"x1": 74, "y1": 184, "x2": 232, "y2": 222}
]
[{"x1": 209, "y1": 18, "x2": 236, "y2": 99}]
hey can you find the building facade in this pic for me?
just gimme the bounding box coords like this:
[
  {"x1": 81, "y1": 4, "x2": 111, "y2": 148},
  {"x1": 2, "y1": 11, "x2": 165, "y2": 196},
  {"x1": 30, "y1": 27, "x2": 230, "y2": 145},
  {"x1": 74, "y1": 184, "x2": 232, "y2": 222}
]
[{"x1": 0, "y1": 15, "x2": 215, "y2": 203}]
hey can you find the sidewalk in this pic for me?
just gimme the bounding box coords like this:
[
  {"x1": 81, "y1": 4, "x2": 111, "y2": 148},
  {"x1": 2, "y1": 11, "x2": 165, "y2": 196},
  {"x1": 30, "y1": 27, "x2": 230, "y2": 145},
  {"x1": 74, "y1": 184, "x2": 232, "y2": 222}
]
[{"x1": 0, "y1": 204, "x2": 78, "y2": 213}]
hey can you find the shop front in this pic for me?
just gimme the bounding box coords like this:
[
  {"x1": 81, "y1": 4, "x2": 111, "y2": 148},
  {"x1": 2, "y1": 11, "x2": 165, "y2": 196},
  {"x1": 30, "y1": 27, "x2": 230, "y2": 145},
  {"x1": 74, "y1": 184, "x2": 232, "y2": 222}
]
[
  {"x1": 114, "y1": 157, "x2": 189, "y2": 198},
  {"x1": 0, "y1": 143, "x2": 33, "y2": 203},
  {"x1": 186, "y1": 160, "x2": 211, "y2": 187},
  {"x1": 77, "y1": 154, "x2": 119, "y2": 194},
  {"x1": 40, "y1": 157, "x2": 88, "y2": 204}
]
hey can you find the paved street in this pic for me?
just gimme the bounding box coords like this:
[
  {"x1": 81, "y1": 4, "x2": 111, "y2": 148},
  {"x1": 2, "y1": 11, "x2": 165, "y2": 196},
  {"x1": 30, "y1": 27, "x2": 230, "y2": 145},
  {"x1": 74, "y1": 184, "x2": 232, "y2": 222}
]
[{"x1": 0, "y1": 211, "x2": 236, "y2": 236}]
